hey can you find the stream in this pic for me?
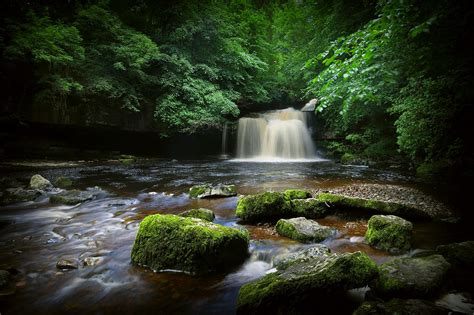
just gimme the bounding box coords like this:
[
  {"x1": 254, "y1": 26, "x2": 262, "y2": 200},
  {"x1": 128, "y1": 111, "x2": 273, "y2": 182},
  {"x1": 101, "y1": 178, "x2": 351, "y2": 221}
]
[{"x1": 0, "y1": 159, "x2": 471, "y2": 314}]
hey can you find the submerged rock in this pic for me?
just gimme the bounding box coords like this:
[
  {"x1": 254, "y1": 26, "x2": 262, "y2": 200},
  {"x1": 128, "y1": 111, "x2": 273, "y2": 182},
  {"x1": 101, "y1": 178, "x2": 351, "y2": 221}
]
[
  {"x1": 273, "y1": 245, "x2": 331, "y2": 270},
  {"x1": 371, "y1": 255, "x2": 450, "y2": 299},
  {"x1": 0, "y1": 187, "x2": 42, "y2": 205},
  {"x1": 237, "y1": 251, "x2": 378, "y2": 314},
  {"x1": 276, "y1": 217, "x2": 336, "y2": 243},
  {"x1": 236, "y1": 191, "x2": 292, "y2": 222},
  {"x1": 29, "y1": 174, "x2": 52, "y2": 190},
  {"x1": 49, "y1": 189, "x2": 96, "y2": 205},
  {"x1": 179, "y1": 208, "x2": 215, "y2": 222},
  {"x1": 83, "y1": 256, "x2": 103, "y2": 267},
  {"x1": 365, "y1": 215, "x2": 412, "y2": 253},
  {"x1": 56, "y1": 257, "x2": 79, "y2": 270},
  {"x1": 53, "y1": 176, "x2": 73, "y2": 188},
  {"x1": 0, "y1": 270, "x2": 10, "y2": 288},
  {"x1": 436, "y1": 241, "x2": 474, "y2": 267},
  {"x1": 131, "y1": 214, "x2": 249, "y2": 275},
  {"x1": 354, "y1": 299, "x2": 449, "y2": 315},
  {"x1": 189, "y1": 184, "x2": 237, "y2": 198},
  {"x1": 317, "y1": 193, "x2": 430, "y2": 220}
]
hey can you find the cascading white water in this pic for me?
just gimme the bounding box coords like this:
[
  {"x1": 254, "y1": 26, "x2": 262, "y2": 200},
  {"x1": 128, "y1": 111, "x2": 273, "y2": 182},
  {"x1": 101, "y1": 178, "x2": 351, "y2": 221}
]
[{"x1": 235, "y1": 107, "x2": 319, "y2": 161}]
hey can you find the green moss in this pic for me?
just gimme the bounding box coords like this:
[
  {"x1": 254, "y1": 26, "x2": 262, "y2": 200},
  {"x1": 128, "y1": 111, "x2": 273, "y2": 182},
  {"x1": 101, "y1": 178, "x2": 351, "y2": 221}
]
[
  {"x1": 179, "y1": 208, "x2": 215, "y2": 222},
  {"x1": 119, "y1": 158, "x2": 135, "y2": 165},
  {"x1": 54, "y1": 176, "x2": 73, "y2": 188},
  {"x1": 131, "y1": 214, "x2": 249, "y2": 275},
  {"x1": 291, "y1": 198, "x2": 328, "y2": 218},
  {"x1": 275, "y1": 218, "x2": 334, "y2": 243},
  {"x1": 365, "y1": 215, "x2": 412, "y2": 252},
  {"x1": 283, "y1": 189, "x2": 312, "y2": 200},
  {"x1": 189, "y1": 185, "x2": 209, "y2": 198},
  {"x1": 316, "y1": 193, "x2": 430, "y2": 220},
  {"x1": 237, "y1": 251, "x2": 378, "y2": 313},
  {"x1": 236, "y1": 192, "x2": 292, "y2": 223}
]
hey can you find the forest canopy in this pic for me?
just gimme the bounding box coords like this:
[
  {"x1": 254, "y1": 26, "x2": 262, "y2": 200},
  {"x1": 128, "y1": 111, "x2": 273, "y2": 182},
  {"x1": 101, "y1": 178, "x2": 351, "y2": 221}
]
[{"x1": 0, "y1": 0, "x2": 472, "y2": 171}]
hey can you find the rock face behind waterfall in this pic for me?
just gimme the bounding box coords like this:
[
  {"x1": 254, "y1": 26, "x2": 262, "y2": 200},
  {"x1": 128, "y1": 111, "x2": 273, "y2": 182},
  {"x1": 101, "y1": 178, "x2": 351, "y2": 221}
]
[
  {"x1": 236, "y1": 108, "x2": 317, "y2": 160},
  {"x1": 131, "y1": 214, "x2": 249, "y2": 275}
]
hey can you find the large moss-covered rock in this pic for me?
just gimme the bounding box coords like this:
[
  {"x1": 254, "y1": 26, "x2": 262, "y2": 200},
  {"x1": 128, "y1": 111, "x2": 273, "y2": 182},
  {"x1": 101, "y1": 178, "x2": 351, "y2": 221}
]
[
  {"x1": 371, "y1": 255, "x2": 450, "y2": 299},
  {"x1": 0, "y1": 188, "x2": 42, "y2": 205},
  {"x1": 283, "y1": 189, "x2": 312, "y2": 200},
  {"x1": 53, "y1": 176, "x2": 73, "y2": 188},
  {"x1": 189, "y1": 184, "x2": 237, "y2": 198},
  {"x1": 131, "y1": 214, "x2": 249, "y2": 275},
  {"x1": 291, "y1": 198, "x2": 328, "y2": 218},
  {"x1": 236, "y1": 192, "x2": 292, "y2": 223},
  {"x1": 276, "y1": 217, "x2": 336, "y2": 243},
  {"x1": 273, "y1": 245, "x2": 331, "y2": 270},
  {"x1": 49, "y1": 189, "x2": 96, "y2": 205},
  {"x1": 354, "y1": 299, "x2": 449, "y2": 315},
  {"x1": 179, "y1": 208, "x2": 215, "y2": 222},
  {"x1": 237, "y1": 251, "x2": 378, "y2": 314},
  {"x1": 316, "y1": 193, "x2": 430, "y2": 220},
  {"x1": 29, "y1": 174, "x2": 52, "y2": 190},
  {"x1": 365, "y1": 215, "x2": 412, "y2": 253}
]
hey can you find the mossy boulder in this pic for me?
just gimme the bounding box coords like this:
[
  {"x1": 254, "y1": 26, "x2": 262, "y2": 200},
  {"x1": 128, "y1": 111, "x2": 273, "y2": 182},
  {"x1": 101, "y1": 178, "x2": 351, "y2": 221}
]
[
  {"x1": 29, "y1": 174, "x2": 52, "y2": 190},
  {"x1": 53, "y1": 176, "x2": 73, "y2": 188},
  {"x1": 316, "y1": 193, "x2": 430, "y2": 220},
  {"x1": 131, "y1": 214, "x2": 249, "y2": 275},
  {"x1": 50, "y1": 189, "x2": 96, "y2": 205},
  {"x1": 371, "y1": 255, "x2": 450, "y2": 299},
  {"x1": 276, "y1": 217, "x2": 336, "y2": 243},
  {"x1": 291, "y1": 198, "x2": 328, "y2": 218},
  {"x1": 283, "y1": 189, "x2": 312, "y2": 200},
  {"x1": 189, "y1": 184, "x2": 237, "y2": 198},
  {"x1": 179, "y1": 208, "x2": 215, "y2": 222},
  {"x1": 365, "y1": 215, "x2": 413, "y2": 253},
  {"x1": 0, "y1": 188, "x2": 42, "y2": 205},
  {"x1": 237, "y1": 251, "x2": 378, "y2": 314},
  {"x1": 273, "y1": 245, "x2": 331, "y2": 270},
  {"x1": 236, "y1": 191, "x2": 292, "y2": 223},
  {"x1": 354, "y1": 299, "x2": 449, "y2": 315}
]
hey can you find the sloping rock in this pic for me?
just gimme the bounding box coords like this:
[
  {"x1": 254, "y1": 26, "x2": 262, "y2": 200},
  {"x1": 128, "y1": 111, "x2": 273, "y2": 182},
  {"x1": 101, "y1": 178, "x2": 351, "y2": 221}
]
[
  {"x1": 283, "y1": 189, "x2": 312, "y2": 200},
  {"x1": 276, "y1": 217, "x2": 336, "y2": 243},
  {"x1": 365, "y1": 215, "x2": 412, "y2": 253},
  {"x1": 237, "y1": 251, "x2": 378, "y2": 314},
  {"x1": 30, "y1": 174, "x2": 52, "y2": 190},
  {"x1": 354, "y1": 299, "x2": 449, "y2": 315},
  {"x1": 179, "y1": 208, "x2": 215, "y2": 222},
  {"x1": 56, "y1": 257, "x2": 79, "y2": 270},
  {"x1": 189, "y1": 184, "x2": 237, "y2": 198},
  {"x1": 131, "y1": 214, "x2": 249, "y2": 275},
  {"x1": 49, "y1": 189, "x2": 96, "y2": 205},
  {"x1": 273, "y1": 245, "x2": 331, "y2": 270},
  {"x1": 0, "y1": 188, "x2": 42, "y2": 205},
  {"x1": 371, "y1": 255, "x2": 450, "y2": 299}
]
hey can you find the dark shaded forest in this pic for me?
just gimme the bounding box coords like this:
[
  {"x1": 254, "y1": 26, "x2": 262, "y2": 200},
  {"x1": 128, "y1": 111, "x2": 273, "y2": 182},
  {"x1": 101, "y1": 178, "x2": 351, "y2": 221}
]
[{"x1": 0, "y1": 0, "x2": 473, "y2": 177}]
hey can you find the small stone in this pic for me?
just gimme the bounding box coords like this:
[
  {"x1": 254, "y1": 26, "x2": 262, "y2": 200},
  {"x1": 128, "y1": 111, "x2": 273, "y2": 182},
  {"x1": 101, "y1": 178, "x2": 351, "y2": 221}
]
[
  {"x1": 83, "y1": 257, "x2": 103, "y2": 267},
  {"x1": 189, "y1": 184, "x2": 237, "y2": 199},
  {"x1": 29, "y1": 174, "x2": 52, "y2": 190},
  {"x1": 56, "y1": 258, "x2": 78, "y2": 270},
  {"x1": 276, "y1": 217, "x2": 336, "y2": 243}
]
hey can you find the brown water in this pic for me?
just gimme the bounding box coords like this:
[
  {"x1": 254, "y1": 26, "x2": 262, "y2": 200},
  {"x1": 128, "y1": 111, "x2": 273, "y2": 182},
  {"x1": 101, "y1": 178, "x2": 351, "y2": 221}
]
[{"x1": 0, "y1": 159, "x2": 469, "y2": 314}]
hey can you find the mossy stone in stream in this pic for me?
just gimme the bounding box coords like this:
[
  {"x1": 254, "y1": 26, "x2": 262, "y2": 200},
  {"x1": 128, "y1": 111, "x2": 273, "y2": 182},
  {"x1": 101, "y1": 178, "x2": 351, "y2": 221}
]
[
  {"x1": 29, "y1": 174, "x2": 52, "y2": 190},
  {"x1": 49, "y1": 190, "x2": 96, "y2": 205},
  {"x1": 365, "y1": 215, "x2": 412, "y2": 253},
  {"x1": 0, "y1": 188, "x2": 42, "y2": 205},
  {"x1": 189, "y1": 184, "x2": 237, "y2": 198},
  {"x1": 179, "y1": 208, "x2": 215, "y2": 222},
  {"x1": 316, "y1": 193, "x2": 430, "y2": 220},
  {"x1": 236, "y1": 192, "x2": 292, "y2": 223},
  {"x1": 53, "y1": 176, "x2": 73, "y2": 188},
  {"x1": 283, "y1": 189, "x2": 312, "y2": 200},
  {"x1": 291, "y1": 198, "x2": 328, "y2": 218},
  {"x1": 273, "y1": 245, "x2": 331, "y2": 270},
  {"x1": 371, "y1": 255, "x2": 450, "y2": 299},
  {"x1": 237, "y1": 251, "x2": 378, "y2": 314},
  {"x1": 276, "y1": 217, "x2": 336, "y2": 243},
  {"x1": 131, "y1": 214, "x2": 249, "y2": 275},
  {"x1": 436, "y1": 241, "x2": 474, "y2": 267}
]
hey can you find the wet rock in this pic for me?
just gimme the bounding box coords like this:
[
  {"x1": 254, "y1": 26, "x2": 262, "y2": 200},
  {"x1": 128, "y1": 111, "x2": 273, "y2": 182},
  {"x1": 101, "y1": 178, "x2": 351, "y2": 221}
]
[
  {"x1": 29, "y1": 174, "x2": 52, "y2": 190},
  {"x1": 354, "y1": 299, "x2": 449, "y2": 315},
  {"x1": 131, "y1": 214, "x2": 249, "y2": 275},
  {"x1": 283, "y1": 189, "x2": 312, "y2": 200},
  {"x1": 365, "y1": 215, "x2": 412, "y2": 253},
  {"x1": 0, "y1": 187, "x2": 42, "y2": 205},
  {"x1": 371, "y1": 255, "x2": 450, "y2": 299},
  {"x1": 179, "y1": 208, "x2": 215, "y2": 222},
  {"x1": 291, "y1": 198, "x2": 328, "y2": 218},
  {"x1": 273, "y1": 244, "x2": 331, "y2": 270},
  {"x1": 49, "y1": 189, "x2": 96, "y2": 205},
  {"x1": 316, "y1": 193, "x2": 431, "y2": 220},
  {"x1": 436, "y1": 241, "x2": 474, "y2": 267},
  {"x1": 236, "y1": 192, "x2": 292, "y2": 222},
  {"x1": 0, "y1": 270, "x2": 10, "y2": 288},
  {"x1": 276, "y1": 217, "x2": 336, "y2": 243},
  {"x1": 83, "y1": 256, "x2": 103, "y2": 267},
  {"x1": 237, "y1": 251, "x2": 378, "y2": 314},
  {"x1": 56, "y1": 258, "x2": 79, "y2": 270},
  {"x1": 53, "y1": 176, "x2": 73, "y2": 188},
  {"x1": 189, "y1": 184, "x2": 237, "y2": 198},
  {"x1": 119, "y1": 154, "x2": 136, "y2": 165}
]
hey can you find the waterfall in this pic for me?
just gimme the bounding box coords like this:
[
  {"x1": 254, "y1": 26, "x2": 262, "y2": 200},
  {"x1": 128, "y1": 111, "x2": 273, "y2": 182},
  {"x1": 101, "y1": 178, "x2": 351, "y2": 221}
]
[
  {"x1": 221, "y1": 122, "x2": 229, "y2": 158},
  {"x1": 235, "y1": 108, "x2": 319, "y2": 161}
]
